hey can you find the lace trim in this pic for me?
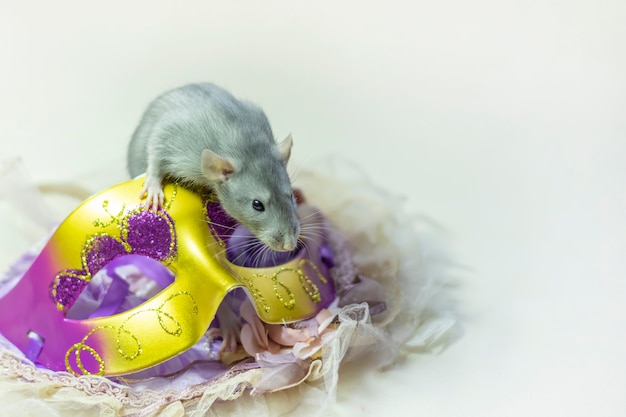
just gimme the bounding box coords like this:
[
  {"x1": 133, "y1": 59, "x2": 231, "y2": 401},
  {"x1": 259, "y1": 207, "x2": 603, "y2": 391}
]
[
  {"x1": 0, "y1": 350, "x2": 266, "y2": 414},
  {"x1": 0, "y1": 300, "x2": 378, "y2": 416}
]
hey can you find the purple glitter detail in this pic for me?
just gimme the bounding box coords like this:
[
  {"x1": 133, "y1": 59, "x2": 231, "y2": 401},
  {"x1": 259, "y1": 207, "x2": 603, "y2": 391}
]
[
  {"x1": 205, "y1": 199, "x2": 238, "y2": 240},
  {"x1": 50, "y1": 207, "x2": 178, "y2": 310},
  {"x1": 84, "y1": 235, "x2": 129, "y2": 274},
  {"x1": 53, "y1": 270, "x2": 89, "y2": 308},
  {"x1": 125, "y1": 210, "x2": 176, "y2": 261}
]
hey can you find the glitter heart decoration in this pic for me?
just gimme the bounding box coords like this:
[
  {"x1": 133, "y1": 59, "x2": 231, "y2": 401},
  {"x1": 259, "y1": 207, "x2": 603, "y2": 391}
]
[{"x1": 51, "y1": 204, "x2": 177, "y2": 311}]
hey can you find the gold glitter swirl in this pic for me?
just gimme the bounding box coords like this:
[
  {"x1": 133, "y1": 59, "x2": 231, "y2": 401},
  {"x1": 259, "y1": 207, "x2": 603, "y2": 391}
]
[
  {"x1": 163, "y1": 183, "x2": 178, "y2": 210},
  {"x1": 155, "y1": 291, "x2": 198, "y2": 336},
  {"x1": 240, "y1": 275, "x2": 270, "y2": 313},
  {"x1": 65, "y1": 326, "x2": 111, "y2": 376},
  {"x1": 155, "y1": 310, "x2": 183, "y2": 336},
  {"x1": 296, "y1": 259, "x2": 328, "y2": 302},
  {"x1": 92, "y1": 200, "x2": 127, "y2": 228},
  {"x1": 115, "y1": 327, "x2": 143, "y2": 361},
  {"x1": 116, "y1": 291, "x2": 197, "y2": 354},
  {"x1": 160, "y1": 291, "x2": 198, "y2": 315},
  {"x1": 241, "y1": 260, "x2": 328, "y2": 314},
  {"x1": 64, "y1": 291, "x2": 197, "y2": 375},
  {"x1": 207, "y1": 225, "x2": 226, "y2": 248},
  {"x1": 271, "y1": 269, "x2": 297, "y2": 310}
]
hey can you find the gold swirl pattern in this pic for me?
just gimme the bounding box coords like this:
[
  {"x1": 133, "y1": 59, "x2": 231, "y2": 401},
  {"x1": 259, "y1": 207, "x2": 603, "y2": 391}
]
[
  {"x1": 239, "y1": 274, "x2": 270, "y2": 313},
  {"x1": 65, "y1": 291, "x2": 197, "y2": 376},
  {"x1": 296, "y1": 259, "x2": 328, "y2": 301},
  {"x1": 92, "y1": 199, "x2": 127, "y2": 228},
  {"x1": 243, "y1": 259, "x2": 329, "y2": 314},
  {"x1": 65, "y1": 325, "x2": 115, "y2": 377}
]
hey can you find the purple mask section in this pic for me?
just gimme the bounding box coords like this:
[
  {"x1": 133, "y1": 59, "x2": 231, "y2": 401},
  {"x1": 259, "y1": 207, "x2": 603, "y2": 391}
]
[
  {"x1": 226, "y1": 225, "x2": 301, "y2": 267},
  {"x1": 205, "y1": 198, "x2": 238, "y2": 242}
]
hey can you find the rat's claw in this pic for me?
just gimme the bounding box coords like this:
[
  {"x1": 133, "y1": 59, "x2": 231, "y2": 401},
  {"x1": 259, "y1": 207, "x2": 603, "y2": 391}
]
[
  {"x1": 138, "y1": 184, "x2": 149, "y2": 200},
  {"x1": 148, "y1": 190, "x2": 164, "y2": 212},
  {"x1": 140, "y1": 178, "x2": 165, "y2": 212},
  {"x1": 219, "y1": 324, "x2": 241, "y2": 354}
]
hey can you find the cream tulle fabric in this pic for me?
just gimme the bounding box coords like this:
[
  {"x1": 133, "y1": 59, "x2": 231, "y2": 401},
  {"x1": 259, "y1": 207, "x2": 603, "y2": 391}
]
[{"x1": 0, "y1": 158, "x2": 456, "y2": 417}]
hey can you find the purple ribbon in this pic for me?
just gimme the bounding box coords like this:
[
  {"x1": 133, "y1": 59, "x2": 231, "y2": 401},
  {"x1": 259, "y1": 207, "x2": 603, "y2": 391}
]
[
  {"x1": 88, "y1": 274, "x2": 130, "y2": 318},
  {"x1": 25, "y1": 330, "x2": 44, "y2": 362}
]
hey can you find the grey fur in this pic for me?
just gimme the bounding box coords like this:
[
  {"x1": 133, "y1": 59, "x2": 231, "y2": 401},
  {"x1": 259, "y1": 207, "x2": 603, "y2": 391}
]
[{"x1": 127, "y1": 83, "x2": 300, "y2": 251}]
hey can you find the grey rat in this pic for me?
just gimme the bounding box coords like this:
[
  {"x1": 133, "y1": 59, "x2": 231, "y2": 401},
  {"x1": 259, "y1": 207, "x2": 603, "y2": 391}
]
[{"x1": 127, "y1": 82, "x2": 300, "y2": 252}]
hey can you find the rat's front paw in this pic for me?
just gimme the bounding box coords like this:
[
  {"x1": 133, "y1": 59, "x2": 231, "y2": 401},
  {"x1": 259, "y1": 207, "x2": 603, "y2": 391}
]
[
  {"x1": 219, "y1": 324, "x2": 241, "y2": 355},
  {"x1": 216, "y1": 302, "x2": 242, "y2": 354},
  {"x1": 139, "y1": 179, "x2": 165, "y2": 211}
]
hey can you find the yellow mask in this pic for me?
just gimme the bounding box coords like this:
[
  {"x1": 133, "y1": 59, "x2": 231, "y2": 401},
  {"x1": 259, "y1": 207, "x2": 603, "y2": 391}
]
[{"x1": 0, "y1": 178, "x2": 335, "y2": 376}]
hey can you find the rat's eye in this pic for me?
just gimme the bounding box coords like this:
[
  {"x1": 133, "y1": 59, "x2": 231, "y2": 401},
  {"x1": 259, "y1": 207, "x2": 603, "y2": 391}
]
[{"x1": 252, "y1": 199, "x2": 265, "y2": 212}]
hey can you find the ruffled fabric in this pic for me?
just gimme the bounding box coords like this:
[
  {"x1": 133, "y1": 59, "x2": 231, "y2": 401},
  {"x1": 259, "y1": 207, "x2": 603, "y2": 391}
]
[{"x1": 0, "y1": 157, "x2": 457, "y2": 417}]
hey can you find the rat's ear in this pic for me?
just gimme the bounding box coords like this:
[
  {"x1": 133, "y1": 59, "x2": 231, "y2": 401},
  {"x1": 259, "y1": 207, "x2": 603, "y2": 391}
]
[
  {"x1": 278, "y1": 134, "x2": 293, "y2": 163},
  {"x1": 201, "y1": 149, "x2": 235, "y2": 183}
]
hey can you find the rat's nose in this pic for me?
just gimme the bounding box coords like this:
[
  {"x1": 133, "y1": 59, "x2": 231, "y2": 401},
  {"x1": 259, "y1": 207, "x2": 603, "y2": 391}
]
[
  {"x1": 279, "y1": 234, "x2": 298, "y2": 252},
  {"x1": 281, "y1": 240, "x2": 296, "y2": 252}
]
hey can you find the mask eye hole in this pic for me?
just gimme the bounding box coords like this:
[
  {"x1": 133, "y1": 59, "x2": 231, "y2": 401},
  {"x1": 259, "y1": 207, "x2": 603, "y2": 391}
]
[{"x1": 252, "y1": 199, "x2": 265, "y2": 212}]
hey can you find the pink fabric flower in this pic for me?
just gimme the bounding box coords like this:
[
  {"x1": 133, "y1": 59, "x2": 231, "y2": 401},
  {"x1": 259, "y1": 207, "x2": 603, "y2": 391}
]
[
  {"x1": 239, "y1": 299, "x2": 337, "y2": 359},
  {"x1": 239, "y1": 300, "x2": 280, "y2": 356},
  {"x1": 291, "y1": 309, "x2": 336, "y2": 359}
]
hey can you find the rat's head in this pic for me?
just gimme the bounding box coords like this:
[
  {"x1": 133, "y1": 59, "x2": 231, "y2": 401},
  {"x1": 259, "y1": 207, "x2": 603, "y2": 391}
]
[{"x1": 200, "y1": 135, "x2": 300, "y2": 252}]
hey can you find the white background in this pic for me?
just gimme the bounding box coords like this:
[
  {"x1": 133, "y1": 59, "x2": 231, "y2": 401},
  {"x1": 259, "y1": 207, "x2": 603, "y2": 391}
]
[{"x1": 1, "y1": 1, "x2": 625, "y2": 416}]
